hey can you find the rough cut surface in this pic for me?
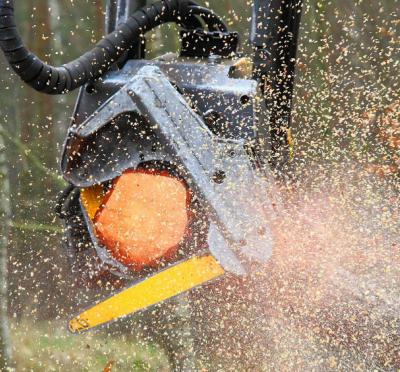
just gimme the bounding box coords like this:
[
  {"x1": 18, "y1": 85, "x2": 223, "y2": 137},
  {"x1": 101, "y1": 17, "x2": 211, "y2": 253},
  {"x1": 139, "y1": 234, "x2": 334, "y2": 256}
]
[{"x1": 94, "y1": 170, "x2": 190, "y2": 271}]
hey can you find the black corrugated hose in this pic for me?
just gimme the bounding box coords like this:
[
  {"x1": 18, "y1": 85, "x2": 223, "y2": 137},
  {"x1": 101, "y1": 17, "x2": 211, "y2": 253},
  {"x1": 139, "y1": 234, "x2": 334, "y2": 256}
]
[{"x1": 0, "y1": 0, "x2": 224, "y2": 95}]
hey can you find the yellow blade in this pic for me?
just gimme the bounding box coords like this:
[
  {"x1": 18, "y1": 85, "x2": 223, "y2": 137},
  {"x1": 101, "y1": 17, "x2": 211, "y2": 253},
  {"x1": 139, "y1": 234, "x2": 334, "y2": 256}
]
[
  {"x1": 69, "y1": 255, "x2": 224, "y2": 333},
  {"x1": 80, "y1": 185, "x2": 105, "y2": 220}
]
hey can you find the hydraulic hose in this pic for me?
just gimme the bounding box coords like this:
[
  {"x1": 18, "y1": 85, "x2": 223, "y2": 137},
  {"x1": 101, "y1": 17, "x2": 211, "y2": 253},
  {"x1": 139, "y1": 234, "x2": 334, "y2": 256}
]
[
  {"x1": 0, "y1": 0, "x2": 203, "y2": 94},
  {"x1": 187, "y1": 5, "x2": 228, "y2": 32}
]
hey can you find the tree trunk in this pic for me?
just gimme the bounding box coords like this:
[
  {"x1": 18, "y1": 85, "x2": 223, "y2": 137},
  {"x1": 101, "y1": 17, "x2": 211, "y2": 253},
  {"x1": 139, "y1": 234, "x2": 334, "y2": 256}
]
[{"x1": 0, "y1": 131, "x2": 13, "y2": 371}]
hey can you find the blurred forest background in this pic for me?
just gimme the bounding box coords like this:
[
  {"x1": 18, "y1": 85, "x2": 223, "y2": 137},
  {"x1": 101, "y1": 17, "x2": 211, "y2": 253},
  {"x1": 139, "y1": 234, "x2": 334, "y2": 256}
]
[{"x1": 0, "y1": 0, "x2": 399, "y2": 370}]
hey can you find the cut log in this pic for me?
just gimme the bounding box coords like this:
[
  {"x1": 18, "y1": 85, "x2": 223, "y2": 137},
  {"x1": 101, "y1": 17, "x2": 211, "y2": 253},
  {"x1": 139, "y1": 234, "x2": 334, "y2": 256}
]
[{"x1": 94, "y1": 169, "x2": 191, "y2": 271}]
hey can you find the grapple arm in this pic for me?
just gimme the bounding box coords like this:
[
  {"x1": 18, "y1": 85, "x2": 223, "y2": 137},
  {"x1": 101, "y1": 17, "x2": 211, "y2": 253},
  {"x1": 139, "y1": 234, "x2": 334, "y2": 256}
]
[
  {"x1": 73, "y1": 65, "x2": 274, "y2": 274},
  {"x1": 68, "y1": 66, "x2": 275, "y2": 332}
]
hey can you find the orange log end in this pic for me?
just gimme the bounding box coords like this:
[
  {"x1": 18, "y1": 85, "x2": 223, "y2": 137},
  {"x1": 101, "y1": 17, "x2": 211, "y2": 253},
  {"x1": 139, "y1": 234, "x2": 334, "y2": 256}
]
[{"x1": 94, "y1": 170, "x2": 190, "y2": 271}]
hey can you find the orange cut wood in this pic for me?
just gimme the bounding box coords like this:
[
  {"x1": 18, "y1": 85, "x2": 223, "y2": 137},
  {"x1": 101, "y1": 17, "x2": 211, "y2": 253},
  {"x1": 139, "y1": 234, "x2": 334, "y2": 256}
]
[{"x1": 94, "y1": 170, "x2": 190, "y2": 271}]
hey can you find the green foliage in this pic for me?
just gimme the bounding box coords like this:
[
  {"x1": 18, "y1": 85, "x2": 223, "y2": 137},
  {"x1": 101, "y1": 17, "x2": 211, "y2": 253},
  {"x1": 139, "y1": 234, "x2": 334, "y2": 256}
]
[{"x1": 11, "y1": 320, "x2": 170, "y2": 371}]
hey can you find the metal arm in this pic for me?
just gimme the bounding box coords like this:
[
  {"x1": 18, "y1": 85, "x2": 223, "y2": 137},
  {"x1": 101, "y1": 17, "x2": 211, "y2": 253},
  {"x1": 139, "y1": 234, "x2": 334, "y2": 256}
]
[
  {"x1": 106, "y1": 0, "x2": 147, "y2": 32},
  {"x1": 106, "y1": 0, "x2": 147, "y2": 58},
  {"x1": 251, "y1": 0, "x2": 303, "y2": 171}
]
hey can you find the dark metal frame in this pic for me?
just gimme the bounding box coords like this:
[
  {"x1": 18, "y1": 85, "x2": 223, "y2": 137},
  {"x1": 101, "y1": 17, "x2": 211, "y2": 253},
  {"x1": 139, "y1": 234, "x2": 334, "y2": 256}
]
[
  {"x1": 251, "y1": 0, "x2": 303, "y2": 170},
  {"x1": 106, "y1": 0, "x2": 147, "y2": 58},
  {"x1": 106, "y1": 0, "x2": 147, "y2": 32}
]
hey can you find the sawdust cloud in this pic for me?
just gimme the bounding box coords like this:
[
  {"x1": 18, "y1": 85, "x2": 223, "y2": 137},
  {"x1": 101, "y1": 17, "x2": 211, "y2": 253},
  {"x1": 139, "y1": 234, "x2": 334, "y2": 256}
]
[
  {"x1": 194, "y1": 163, "x2": 399, "y2": 371},
  {"x1": 264, "y1": 163, "x2": 399, "y2": 369}
]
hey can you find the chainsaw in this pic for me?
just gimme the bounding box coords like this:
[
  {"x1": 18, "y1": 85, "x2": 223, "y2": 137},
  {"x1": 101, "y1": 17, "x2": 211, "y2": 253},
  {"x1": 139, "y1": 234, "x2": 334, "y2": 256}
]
[{"x1": 0, "y1": 0, "x2": 302, "y2": 333}]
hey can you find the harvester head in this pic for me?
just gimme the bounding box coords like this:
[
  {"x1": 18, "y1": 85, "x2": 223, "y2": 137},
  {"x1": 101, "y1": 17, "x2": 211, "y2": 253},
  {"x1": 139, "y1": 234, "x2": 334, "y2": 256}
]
[{"x1": 0, "y1": 0, "x2": 302, "y2": 332}]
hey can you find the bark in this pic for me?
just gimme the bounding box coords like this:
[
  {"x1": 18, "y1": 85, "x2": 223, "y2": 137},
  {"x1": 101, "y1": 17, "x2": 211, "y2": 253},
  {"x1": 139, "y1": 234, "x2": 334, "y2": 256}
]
[
  {"x1": 0, "y1": 131, "x2": 13, "y2": 371},
  {"x1": 95, "y1": 0, "x2": 105, "y2": 41},
  {"x1": 34, "y1": 0, "x2": 53, "y2": 125}
]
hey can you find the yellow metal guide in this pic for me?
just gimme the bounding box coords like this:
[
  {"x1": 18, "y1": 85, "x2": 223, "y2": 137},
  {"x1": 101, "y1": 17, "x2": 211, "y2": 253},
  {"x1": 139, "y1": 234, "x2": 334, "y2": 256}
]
[
  {"x1": 69, "y1": 255, "x2": 225, "y2": 333},
  {"x1": 80, "y1": 185, "x2": 104, "y2": 220}
]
